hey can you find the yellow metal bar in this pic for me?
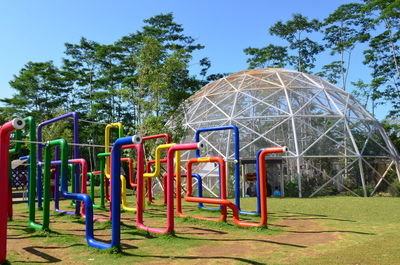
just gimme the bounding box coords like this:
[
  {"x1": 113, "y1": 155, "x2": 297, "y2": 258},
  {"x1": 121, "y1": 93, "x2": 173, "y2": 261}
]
[
  {"x1": 121, "y1": 175, "x2": 136, "y2": 212},
  {"x1": 104, "y1": 122, "x2": 123, "y2": 179},
  {"x1": 144, "y1": 143, "x2": 175, "y2": 178},
  {"x1": 197, "y1": 157, "x2": 211, "y2": 162},
  {"x1": 142, "y1": 144, "x2": 181, "y2": 211}
]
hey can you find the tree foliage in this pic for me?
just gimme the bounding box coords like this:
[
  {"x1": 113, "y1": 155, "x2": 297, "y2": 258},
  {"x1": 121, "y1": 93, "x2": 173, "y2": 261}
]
[
  {"x1": 269, "y1": 14, "x2": 324, "y2": 72},
  {"x1": 243, "y1": 1, "x2": 399, "y2": 119},
  {"x1": 0, "y1": 13, "x2": 218, "y2": 154}
]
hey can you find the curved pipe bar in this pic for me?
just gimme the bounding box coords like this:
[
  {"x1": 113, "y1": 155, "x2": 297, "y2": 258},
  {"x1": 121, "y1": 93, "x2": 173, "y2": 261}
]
[
  {"x1": 13, "y1": 117, "x2": 41, "y2": 230},
  {"x1": 255, "y1": 146, "x2": 288, "y2": 227},
  {"x1": 180, "y1": 157, "x2": 227, "y2": 222},
  {"x1": 104, "y1": 123, "x2": 124, "y2": 179},
  {"x1": 96, "y1": 152, "x2": 136, "y2": 214},
  {"x1": 195, "y1": 125, "x2": 260, "y2": 215},
  {"x1": 146, "y1": 159, "x2": 167, "y2": 205},
  {"x1": 123, "y1": 133, "x2": 171, "y2": 205},
  {"x1": 121, "y1": 157, "x2": 136, "y2": 188},
  {"x1": 39, "y1": 159, "x2": 89, "y2": 215},
  {"x1": 143, "y1": 144, "x2": 175, "y2": 178},
  {"x1": 110, "y1": 136, "x2": 143, "y2": 247},
  {"x1": 0, "y1": 118, "x2": 25, "y2": 263},
  {"x1": 136, "y1": 142, "x2": 201, "y2": 234},
  {"x1": 120, "y1": 157, "x2": 136, "y2": 212},
  {"x1": 37, "y1": 112, "x2": 80, "y2": 210},
  {"x1": 122, "y1": 133, "x2": 171, "y2": 150},
  {"x1": 185, "y1": 146, "x2": 287, "y2": 228},
  {"x1": 8, "y1": 127, "x2": 22, "y2": 219},
  {"x1": 48, "y1": 138, "x2": 112, "y2": 249}
]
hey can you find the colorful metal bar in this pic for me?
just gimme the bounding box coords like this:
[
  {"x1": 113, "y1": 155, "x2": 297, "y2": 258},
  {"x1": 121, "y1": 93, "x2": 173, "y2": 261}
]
[
  {"x1": 104, "y1": 122, "x2": 124, "y2": 179},
  {"x1": 136, "y1": 142, "x2": 202, "y2": 234},
  {"x1": 0, "y1": 118, "x2": 25, "y2": 263},
  {"x1": 37, "y1": 112, "x2": 80, "y2": 212},
  {"x1": 178, "y1": 157, "x2": 227, "y2": 222},
  {"x1": 110, "y1": 135, "x2": 142, "y2": 247},
  {"x1": 195, "y1": 125, "x2": 259, "y2": 215}
]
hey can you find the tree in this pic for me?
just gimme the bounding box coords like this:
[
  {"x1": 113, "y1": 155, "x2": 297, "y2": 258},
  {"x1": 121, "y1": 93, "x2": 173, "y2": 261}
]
[
  {"x1": 244, "y1": 44, "x2": 289, "y2": 69},
  {"x1": 116, "y1": 13, "x2": 206, "y2": 132},
  {"x1": 351, "y1": 79, "x2": 381, "y2": 116},
  {"x1": 363, "y1": 0, "x2": 400, "y2": 116},
  {"x1": 316, "y1": 61, "x2": 342, "y2": 85},
  {"x1": 1, "y1": 61, "x2": 70, "y2": 119},
  {"x1": 269, "y1": 13, "x2": 324, "y2": 72},
  {"x1": 322, "y1": 3, "x2": 373, "y2": 90}
]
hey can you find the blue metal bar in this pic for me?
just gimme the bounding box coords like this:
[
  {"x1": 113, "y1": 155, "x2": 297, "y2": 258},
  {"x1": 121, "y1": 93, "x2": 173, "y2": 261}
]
[
  {"x1": 37, "y1": 112, "x2": 80, "y2": 212},
  {"x1": 110, "y1": 136, "x2": 138, "y2": 248},
  {"x1": 53, "y1": 139, "x2": 110, "y2": 249},
  {"x1": 195, "y1": 125, "x2": 260, "y2": 215}
]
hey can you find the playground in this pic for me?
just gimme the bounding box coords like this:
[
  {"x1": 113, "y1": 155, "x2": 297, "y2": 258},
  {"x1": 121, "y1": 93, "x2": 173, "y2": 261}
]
[
  {"x1": 1, "y1": 0, "x2": 399, "y2": 262},
  {"x1": 1, "y1": 69, "x2": 400, "y2": 264},
  {"x1": 6, "y1": 196, "x2": 400, "y2": 264},
  {"x1": 2, "y1": 65, "x2": 400, "y2": 265}
]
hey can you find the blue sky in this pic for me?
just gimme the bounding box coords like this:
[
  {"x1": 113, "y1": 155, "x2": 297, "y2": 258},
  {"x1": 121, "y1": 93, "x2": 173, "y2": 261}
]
[{"x1": 0, "y1": 0, "x2": 389, "y2": 120}]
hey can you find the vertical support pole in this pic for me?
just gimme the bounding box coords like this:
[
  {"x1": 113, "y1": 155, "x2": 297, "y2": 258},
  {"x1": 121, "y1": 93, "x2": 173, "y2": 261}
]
[
  {"x1": 73, "y1": 113, "x2": 80, "y2": 214},
  {"x1": 395, "y1": 160, "x2": 400, "y2": 182},
  {"x1": 358, "y1": 158, "x2": 367, "y2": 197},
  {"x1": 54, "y1": 146, "x2": 60, "y2": 211}
]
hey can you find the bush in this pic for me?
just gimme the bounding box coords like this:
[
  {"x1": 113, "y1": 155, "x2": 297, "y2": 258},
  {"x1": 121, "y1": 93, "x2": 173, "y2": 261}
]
[
  {"x1": 388, "y1": 181, "x2": 400, "y2": 197},
  {"x1": 352, "y1": 184, "x2": 374, "y2": 197},
  {"x1": 284, "y1": 179, "x2": 298, "y2": 197}
]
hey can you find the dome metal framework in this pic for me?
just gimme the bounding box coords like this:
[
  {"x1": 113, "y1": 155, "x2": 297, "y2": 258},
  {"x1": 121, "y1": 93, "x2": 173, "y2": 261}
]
[{"x1": 171, "y1": 68, "x2": 400, "y2": 197}]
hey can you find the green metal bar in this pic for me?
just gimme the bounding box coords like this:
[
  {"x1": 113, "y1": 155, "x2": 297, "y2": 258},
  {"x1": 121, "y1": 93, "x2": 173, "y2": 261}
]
[
  {"x1": 69, "y1": 164, "x2": 76, "y2": 207},
  {"x1": 88, "y1": 172, "x2": 102, "y2": 209},
  {"x1": 69, "y1": 164, "x2": 74, "y2": 193},
  {"x1": 43, "y1": 139, "x2": 69, "y2": 230},
  {"x1": 89, "y1": 172, "x2": 94, "y2": 201},
  {"x1": 97, "y1": 152, "x2": 110, "y2": 208},
  {"x1": 42, "y1": 142, "x2": 52, "y2": 230},
  {"x1": 22, "y1": 117, "x2": 43, "y2": 230}
]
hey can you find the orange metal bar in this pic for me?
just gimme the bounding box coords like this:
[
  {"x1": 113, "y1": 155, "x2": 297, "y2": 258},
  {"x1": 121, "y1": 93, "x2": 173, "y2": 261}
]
[
  {"x1": 184, "y1": 146, "x2": 286, "y2": 227},
  {"x1": 181, "y1": 157, "x2": 227, "y2": 222}
]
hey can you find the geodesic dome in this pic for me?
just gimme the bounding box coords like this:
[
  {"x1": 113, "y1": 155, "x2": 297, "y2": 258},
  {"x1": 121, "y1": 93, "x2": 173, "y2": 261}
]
[{"x1": 170, "y1": 68, "x2": 400, "y2": 197}]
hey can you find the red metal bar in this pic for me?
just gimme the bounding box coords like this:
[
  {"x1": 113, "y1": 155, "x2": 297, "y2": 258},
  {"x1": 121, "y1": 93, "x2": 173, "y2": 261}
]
[
  {"x1": 0, "y1": 118, "x2": 25, "y2": 263},
  {"x1": 136, "y1": 142, "x2": 200, "y2": 234}
]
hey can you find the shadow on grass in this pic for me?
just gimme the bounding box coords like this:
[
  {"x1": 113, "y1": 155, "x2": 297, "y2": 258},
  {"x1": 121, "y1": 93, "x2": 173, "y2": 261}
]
[
  {"x1": 178, "y1": 226, "x2": 228, "y2": 235},
  {"x1": 174, "y1": 235, "x2": 307, "y2": 248},
  {"x1": 7, "y1": 230, "x2": 62, "y2": 240},
  {"x1": 119, "y1": 252, "x2": 266, "y2": 265},
  {"x1": 13, "y1": 244, "x2": 83, "y2": 263},
  {"x1": 270, "y1": 211, "x2": 357, "y2": 223},
  {"x1": 284, "y1": 229, "x2": 374, "y2": 235}
]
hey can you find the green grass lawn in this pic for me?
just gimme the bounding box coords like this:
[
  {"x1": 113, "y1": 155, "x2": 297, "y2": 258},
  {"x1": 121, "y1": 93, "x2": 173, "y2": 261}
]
[{"x1": 5, "y1": 196, "x2": 400, "y2": 264}]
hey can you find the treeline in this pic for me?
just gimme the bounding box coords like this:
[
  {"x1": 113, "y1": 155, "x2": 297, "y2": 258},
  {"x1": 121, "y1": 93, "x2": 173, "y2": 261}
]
[
  {"x1": 1, "y1": 0, "x2": 399, "y2": 139},
  {"x1": 244, "y1": 0, "x2": 399, "y2": 117},
  {"x1": 0, "y1": 13, "x2": 220, "y2": 140}
]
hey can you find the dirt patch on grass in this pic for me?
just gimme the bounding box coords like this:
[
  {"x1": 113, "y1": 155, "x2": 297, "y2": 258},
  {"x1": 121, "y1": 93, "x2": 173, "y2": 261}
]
[
  {"x1": 182, "y1": 218, "x2": 342, "y2": 265},
  {"x1": 7, "y1": 225, "x2": 85, "y2": 264},
  {"x1": 7, "y1": 205, "x2": 342, "y2": 265},
  {"x1": 272, "y1": 218, "x2": 341, "y2": 247}
]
